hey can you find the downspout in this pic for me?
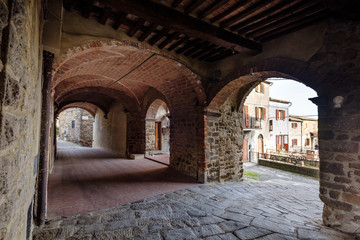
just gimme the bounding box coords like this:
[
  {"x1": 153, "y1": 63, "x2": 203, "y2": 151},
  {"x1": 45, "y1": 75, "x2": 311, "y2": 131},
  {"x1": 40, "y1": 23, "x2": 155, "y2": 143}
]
[
  {"x1": 36, "y1": 51, "x2": 54, "y2": 226},
  {"x1": 300, "y1": 121, "x2": 303, "y2": 153}
]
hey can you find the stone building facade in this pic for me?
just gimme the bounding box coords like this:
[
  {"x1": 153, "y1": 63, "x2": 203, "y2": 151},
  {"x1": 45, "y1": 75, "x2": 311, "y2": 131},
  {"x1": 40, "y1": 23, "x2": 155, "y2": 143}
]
[
  {"x1": 0, "y1": 0, "x2": 359, "y2": 238},
  {"x1": 269, "y1": 98, "x2": 291, "y2": 152},
  {"x1": 58, "y1": 108, "x2": 94, "y2": 147},
  {"x1": 242, "y1": 82, "x2": 270, "y2": 162}
]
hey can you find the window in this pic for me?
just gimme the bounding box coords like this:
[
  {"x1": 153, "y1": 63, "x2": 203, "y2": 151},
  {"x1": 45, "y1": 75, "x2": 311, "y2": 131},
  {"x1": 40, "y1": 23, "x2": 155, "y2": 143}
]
[
  {"x1": 276, "y1": 109, "x2": 286, "y2": 120},
  {"x1": 255, "y1": 83, "x2": 265, "y2": 93},
  {"x1": 291, "y1": 123, "x2": 298, "y2": 128},
  {"x1": 71, "y1": 120, "x2": 75, "y2": 129},
  {"x1": 255, "y1": 107, "x2": 266, "y2": 120},
  {"x1": 292, "y1": 139, "x2": 298, "y2": 146},
  {"x1": 269, "y1": 120, "x2": 273, "y2": 131},
  {"x1": 244, "y1": 105, "x2": 249, "y2": 127},
  {"x1": 305, "y1": 138, "x2": 310, "y2": 146}
]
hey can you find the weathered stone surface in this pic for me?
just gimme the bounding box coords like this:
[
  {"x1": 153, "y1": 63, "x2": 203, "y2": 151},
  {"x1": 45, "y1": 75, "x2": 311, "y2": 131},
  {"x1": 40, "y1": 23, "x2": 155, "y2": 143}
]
[
  {"x1": 321, "y1": 162, "x2": 345, "y2": 175},
  {"x1": 234, "y1": 226, "x2": 271, "y2": 240}
]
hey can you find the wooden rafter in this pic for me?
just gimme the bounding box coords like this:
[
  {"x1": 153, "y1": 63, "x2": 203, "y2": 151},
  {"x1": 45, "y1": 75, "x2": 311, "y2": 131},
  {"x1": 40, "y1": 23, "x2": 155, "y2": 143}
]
[
  {"x1": 167, "y1": 36, "x2": 188, "y2": 51},
  {"x1": 185, "y1": 0, "x2": 207, "y2": 14},
  {"x1": 199, "y1": 47, "x2": 225, "y2": 60},
  {"x1": 210, "y1": 0, "x2": 251, "y2": 23},
  {"x1": 248, "y1": 3, "x2": 324, "y2": 38},
  {"x1": 138, "y1": 23, "x2": 158, "y2": 41},
  {"x1": 184, "y1": 41, "x2": 210, "y2": 56},
  {"x1": 113, "y1": 11, "x2": 128, "y2": 30},
  {"x1": 257, "y1": 10, "x2": 330, "y2": 41},
  {"x1": 148, "y1": 28, "x2": 169, "y2": 45},
  {"x1": 230, "y1": 0, "x2": 292, "y2": 32},
  {"x1": 158, "y1": 32, "x2": 180, "y2": 49},
  {"x1": 82, "y1": 0, "x2": 94, "y2": 18},
  {"x1": 197, "y1": 0, "x2": 230, "y2": 19},
  {"x1": 192, "y1": 43, "x2": 216, "y2": 58},
  {"x1": 176, "y1": 38, "x2": 201, "y2": 54},
  {"x1": 101, "y1": 0, "x2": 261, "y2": 54},
  {"x1": 220, "y1": 0, "x2": 273, "y2": 28},
  {"x1": 239, "y1": 0, "x2": 320, "y2": 35},
  {"x1": 127, "y1": 18, "x2": 145, "y2": 37},
  {"x1": 100, "y1": 7, "x2": 112, "y2": 24}
]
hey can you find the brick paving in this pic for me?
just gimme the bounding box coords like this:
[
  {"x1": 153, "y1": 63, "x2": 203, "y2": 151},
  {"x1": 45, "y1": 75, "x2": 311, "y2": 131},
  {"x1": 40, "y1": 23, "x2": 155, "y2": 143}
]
[
  {"x1": 47, "y1": 141, "x2": 197, "y2": 219},
  {"x1": 36, "y1": 146, "x2": 356, "y2": 239}
]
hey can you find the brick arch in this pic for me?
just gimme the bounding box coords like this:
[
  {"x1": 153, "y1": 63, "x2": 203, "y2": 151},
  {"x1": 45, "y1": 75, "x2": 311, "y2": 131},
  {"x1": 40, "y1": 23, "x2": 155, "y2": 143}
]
[
  {"x1": 52, "y1": 40, "x2": 207, "y2": 109},
  {"x1": 57, "y1": 102, "x2": 98, "y2": 118},
  {"x1": 146, "y1": 99, "x2": 168, "y2": 120},
  {"x1": 207, "y1": 57, "x2": 322, "y2": 111}
]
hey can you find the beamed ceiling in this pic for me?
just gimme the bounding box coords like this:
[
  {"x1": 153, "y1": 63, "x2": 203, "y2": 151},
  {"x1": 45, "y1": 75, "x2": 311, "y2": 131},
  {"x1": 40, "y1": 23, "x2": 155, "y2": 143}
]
[{"x1": 63, "y1": 0, "x2": 338, "y2": 62}]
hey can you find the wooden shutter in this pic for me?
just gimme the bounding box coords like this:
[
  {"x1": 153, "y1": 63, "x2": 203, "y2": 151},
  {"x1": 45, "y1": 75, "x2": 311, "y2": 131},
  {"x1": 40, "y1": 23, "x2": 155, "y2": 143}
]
[
  {"x1": 262, "y1": 108, "x2": 266, "y2": 120},
  {"x1": 276, "y1": 110, "x2": 279, "y2": 120},
  {"x1": 255, "y1": 107, "x2": 258, "y2": 120},
  {"x1": 245, "y1": 105, "x2": 249, "y2": 127},
  {"x1": 282, "y1": 110, "x2": 285, "y2": 120}
]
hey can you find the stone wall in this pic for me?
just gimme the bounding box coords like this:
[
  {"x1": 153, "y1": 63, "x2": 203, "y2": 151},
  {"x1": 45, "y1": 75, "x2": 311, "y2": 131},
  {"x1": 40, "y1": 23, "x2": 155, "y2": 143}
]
[
  {"x1": 127, "y1": 113, "x2": 145, "y2": 154},
  {"x1": 205, "y1": 99, "x2": 243, "y2": 182},
  {"x1": 58, "y1": 108, "x2": 94, "y2": 147},
  {"x1": 0, "y1": 0, "x2": 42, "y2": 239},
  {"x1": 145, "y1": 120, "x2": 155, "y2": 156},
  {"x1": 93, "y1": 102, "x2": 127, "y2": 157},
  {"x1": 307, "y1": 19, "x2": 360, "y2": 234}
]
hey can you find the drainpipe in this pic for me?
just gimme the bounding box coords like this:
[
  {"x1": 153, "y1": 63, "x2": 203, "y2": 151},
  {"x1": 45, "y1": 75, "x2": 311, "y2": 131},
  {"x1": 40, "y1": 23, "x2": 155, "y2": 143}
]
[
  {"x1": 300, "y1": 121, "x2": 303, "y2": 153},
  {"x1": 36, "y1": 51, "x2": 54, "y2": 226}
]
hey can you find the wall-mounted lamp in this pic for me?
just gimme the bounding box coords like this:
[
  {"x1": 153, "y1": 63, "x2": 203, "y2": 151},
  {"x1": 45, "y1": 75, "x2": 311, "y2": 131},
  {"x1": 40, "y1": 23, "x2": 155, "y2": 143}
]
[{"x1": 333, "y1": 96, "x2": 344, "y2": 108}]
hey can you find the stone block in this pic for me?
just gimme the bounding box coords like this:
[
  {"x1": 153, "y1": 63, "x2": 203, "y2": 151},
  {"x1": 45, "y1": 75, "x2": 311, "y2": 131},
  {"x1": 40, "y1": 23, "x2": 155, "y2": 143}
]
[
  {"x1": 342, "y1": 193, "x2": 360, "y2": 206},
  {"x1": 320, "y1": 162, "x2": 345, "y2": 175}
]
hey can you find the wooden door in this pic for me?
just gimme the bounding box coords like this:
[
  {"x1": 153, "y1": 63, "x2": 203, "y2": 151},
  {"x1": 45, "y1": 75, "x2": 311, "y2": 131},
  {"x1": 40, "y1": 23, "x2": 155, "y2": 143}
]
[
  {"x1": 258, "y1": 138, "x2": 264, "y2": 154},
  {"x1": 276, "y1": 135, "x2": 281, "y2": 152},
  {"x1": 155, "y1": 122, "x2": 162, "y2": 150},
  {"x1": 283, "y1": 135, "x2": 289, "y2": 151},
  {"x1": 242, "y1": 139, "x2": 248, "y2": 162}
]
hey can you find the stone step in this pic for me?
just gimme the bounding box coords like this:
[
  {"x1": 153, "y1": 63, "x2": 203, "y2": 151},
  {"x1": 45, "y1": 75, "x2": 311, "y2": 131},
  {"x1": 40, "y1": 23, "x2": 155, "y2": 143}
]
[{"x1": 130, "y1": 154, "x2": 145, "y2": 160}]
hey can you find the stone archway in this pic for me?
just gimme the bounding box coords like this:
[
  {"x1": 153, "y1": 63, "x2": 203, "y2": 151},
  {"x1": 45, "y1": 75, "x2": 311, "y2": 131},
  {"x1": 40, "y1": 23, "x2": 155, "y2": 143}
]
[{"x1": 205, "y1": 55, "x2": 360, "y2": 234}]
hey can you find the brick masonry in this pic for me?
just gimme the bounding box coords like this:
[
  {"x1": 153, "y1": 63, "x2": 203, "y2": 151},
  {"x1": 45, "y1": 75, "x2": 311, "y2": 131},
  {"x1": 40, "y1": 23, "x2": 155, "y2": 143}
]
[{"x1": 0, "y1": 0, "x2": 42, "y2": 239}]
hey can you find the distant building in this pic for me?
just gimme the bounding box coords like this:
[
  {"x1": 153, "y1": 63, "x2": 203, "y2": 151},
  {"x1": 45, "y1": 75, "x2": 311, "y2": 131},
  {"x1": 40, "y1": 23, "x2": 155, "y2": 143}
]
[
  {"x1": 243, "y1": 82, "x2": 270, "y2": 162},
  {"x1": 58, "y1": 108, "x2": 94, "y2": 147},
  {"x1": 289, "y1": 115, "x2": 318, "y2": 152},
  {"x1": 269, "y1": 98, "x2": 291, "y2": 152}
]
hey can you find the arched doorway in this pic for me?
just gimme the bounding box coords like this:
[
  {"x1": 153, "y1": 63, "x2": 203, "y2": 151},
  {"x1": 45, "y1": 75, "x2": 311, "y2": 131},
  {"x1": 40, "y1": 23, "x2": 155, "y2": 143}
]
[{"x1": 145, "y1": 99, "x2": 170, "y2": 165}]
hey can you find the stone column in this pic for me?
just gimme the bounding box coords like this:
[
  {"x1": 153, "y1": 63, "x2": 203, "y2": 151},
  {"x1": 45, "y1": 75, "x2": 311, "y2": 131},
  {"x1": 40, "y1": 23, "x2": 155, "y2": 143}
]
[
  {"x1": 127, "y1": 113, "x2": 145, "y2": 155},
  {"x1": 145, "y1": 119, "x2": 155, "y2": 156},
  {"x1": 316, "y1": 90, "x2": 360, "y2": 234},
  {"x1": 36, "y1": 51, "x2": 54, "y2": 226}
]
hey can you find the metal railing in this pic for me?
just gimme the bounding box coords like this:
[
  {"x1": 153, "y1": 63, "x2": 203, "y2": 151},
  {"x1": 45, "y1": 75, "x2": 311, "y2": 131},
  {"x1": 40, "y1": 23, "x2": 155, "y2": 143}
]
[
  {"x1": 244, "y1": 117, "x2": 262, "y2": 129},
  {"x1": 258, "y1": 152, "x2": 319, "y2": 168}
]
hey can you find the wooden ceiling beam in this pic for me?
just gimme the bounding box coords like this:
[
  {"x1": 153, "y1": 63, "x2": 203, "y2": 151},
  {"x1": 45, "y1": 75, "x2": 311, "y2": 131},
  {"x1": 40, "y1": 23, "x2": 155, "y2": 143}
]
[
  {"x1": 184, "y1": 41, "x2": 210, "y2": 56},
  {"x1": 198, "y1": 0, "x2": 229, "y2": 19},
  {"x1": 138, "y1": 23, "x2": 158, "y2": 41},
  {"x1": 127, "y1": 18, "x2": 145, "y2": 37},
  {"x1": 184, "y1": 0, "x2": 207, "y2": 14},
  {"x1": 100, "y1": 7, "x2": 112, "y2": 24},
  {"x1": 158, "y1": 32, "x2": 180, "y2": 49},
  {"x1": 192, "y1": 44, "x2": 216, "y2": 58},
  {"x1": 210, "y1": 0, "x2": 251, "y2": 23},
  {"x1": 113, "y1": 11, "x2": 128, "y2": 30},
  {"x1": 167, "y1": 37, "x2": 188, "y2": 51},
  {"x1": 230, "y1": 0, "x2": 291, "y2": 32},
  {"x1": 199, "y1": 47, "x2": 225, "y2": 60},
  {"x1": 148, "y1": 28, "x2": 169, "y2": 45},
  {"x1": 176, "y1": 38, "x2": 201, "y2": 54},
  {"x1": 172, "y1": 0, "x2": 183, "y2": 8},
  {"x1": 239, "y1": 0, "x2": 319, "y2": 35},
  {"x1": 220, "y1": 0, "x2": 273, "y2": 28},
  {"x1": 207, "y1": 49, "x2": 234, "y2": 62},
  {"x1": 257, "y1": 11, "x2": 330, "y2": 42},
  {"x1": 248, "y1": 4, "x2": 325, "y2": 38},
  {"x1": 101, "y1": 0, "x2": 261, "y2": 54}
]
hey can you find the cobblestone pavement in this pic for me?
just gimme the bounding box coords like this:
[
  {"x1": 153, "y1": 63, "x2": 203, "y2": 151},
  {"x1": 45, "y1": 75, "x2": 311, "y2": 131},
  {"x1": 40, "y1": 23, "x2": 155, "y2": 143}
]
[{"x1": 34, "y1": 163, "x2": 356, "y2": 240}]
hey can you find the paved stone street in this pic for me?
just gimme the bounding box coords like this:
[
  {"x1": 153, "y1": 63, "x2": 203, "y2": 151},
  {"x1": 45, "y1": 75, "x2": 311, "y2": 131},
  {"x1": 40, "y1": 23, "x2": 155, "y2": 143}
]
[{"x1": 34, "y1": 162, "x2": 356, "y2": 240}]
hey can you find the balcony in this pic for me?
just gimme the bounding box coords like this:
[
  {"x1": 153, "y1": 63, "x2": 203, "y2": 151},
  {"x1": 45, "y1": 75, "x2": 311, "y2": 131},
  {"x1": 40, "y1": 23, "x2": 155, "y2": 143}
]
[{"x1": 244, "y1": 117, "x2": 262, "y2": 130}]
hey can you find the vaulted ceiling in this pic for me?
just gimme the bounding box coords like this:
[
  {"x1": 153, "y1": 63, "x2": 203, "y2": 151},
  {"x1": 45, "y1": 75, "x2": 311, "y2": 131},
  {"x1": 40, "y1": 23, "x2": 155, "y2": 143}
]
[{"x1": 63, "y1": 0, "x2": 336, "y2": 62}]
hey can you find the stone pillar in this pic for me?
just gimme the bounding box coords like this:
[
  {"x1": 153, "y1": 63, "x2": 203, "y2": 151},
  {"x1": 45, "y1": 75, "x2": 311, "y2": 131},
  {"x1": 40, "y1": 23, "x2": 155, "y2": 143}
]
[
  {"x1": 127, "y1": 113, "x2": 145, "y2": 154},
  {"x1": 145, "y1": 119, "x2": 155, "y2": 156},
  {"x1": 205, "y1": 98, "x2": 244, "y2": 183},
  {"x1": 316, "y1": 90, "x2": 360, "y2": 234}
]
